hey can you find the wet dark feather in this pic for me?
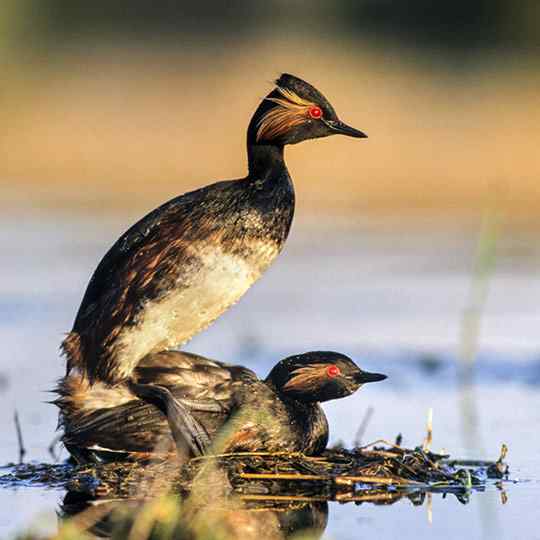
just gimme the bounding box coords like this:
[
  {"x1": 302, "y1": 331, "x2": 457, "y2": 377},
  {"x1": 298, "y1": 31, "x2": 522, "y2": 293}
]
[
  {"x1": 58, "y1": 351, "x2": 328, "y2": 461},
  {"x1": 63, "y1": 176, "x2": 294, "y2": 384}
]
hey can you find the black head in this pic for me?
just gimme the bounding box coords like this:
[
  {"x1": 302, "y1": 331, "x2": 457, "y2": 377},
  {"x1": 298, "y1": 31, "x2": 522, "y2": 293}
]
[
  {"x1": 247, "y1": 74, "x2": 367, "y2": 146},
  {"x1": 265, "y1": 351, "x2": 386, "y2": 403}
]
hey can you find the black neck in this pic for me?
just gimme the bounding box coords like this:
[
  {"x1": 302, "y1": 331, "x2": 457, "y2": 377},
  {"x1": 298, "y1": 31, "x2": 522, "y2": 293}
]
[{"x1": 247, "y1": 144, "x2": 286, "y2": 180}]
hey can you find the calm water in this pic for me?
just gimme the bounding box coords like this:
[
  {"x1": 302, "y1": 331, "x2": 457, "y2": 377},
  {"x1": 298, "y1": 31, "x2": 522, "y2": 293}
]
[{"x1": 1, "y1": 211, "x2": 539, "y2": 539}]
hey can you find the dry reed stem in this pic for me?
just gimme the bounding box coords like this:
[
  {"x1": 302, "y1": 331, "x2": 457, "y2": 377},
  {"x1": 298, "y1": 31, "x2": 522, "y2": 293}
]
[{"x1": 422, "y1": 408, "x2": 433, "y2": 453}]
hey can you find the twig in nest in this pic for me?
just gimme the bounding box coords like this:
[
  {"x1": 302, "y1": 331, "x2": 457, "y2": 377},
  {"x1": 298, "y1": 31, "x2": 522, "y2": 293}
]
[
  {"x1": 239, "y1": 472, "x2": 328, "y2": 482},
  {"x1": 190, "y1": 451, "x2": 295, "y2": 462},
  {"x1": 14, "y1": 411, "x2": 26, "y2": 463},
  {"x1": 359, "y1": 439, "x2": 404, "y2": 451}
]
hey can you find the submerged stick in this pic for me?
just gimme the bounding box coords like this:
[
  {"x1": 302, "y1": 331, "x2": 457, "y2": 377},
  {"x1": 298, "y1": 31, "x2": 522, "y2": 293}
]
[
  {"x1": 239, "y1": 472, "x2": 424, "y2": 487},
  {"x1": 14, "y1": 411, "x2": 26, "y2": 463},
  {"x1": 335, "y1": 491, "x2": 403, "y2": 503},
  {"x1": 241, "y1": 494, "x2": 329, "y2": 503},
  {"x1": 335, "y1": 475, "x2": 424, "y2": 487}
]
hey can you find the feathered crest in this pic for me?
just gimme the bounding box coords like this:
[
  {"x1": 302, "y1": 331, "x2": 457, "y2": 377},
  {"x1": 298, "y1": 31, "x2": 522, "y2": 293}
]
[
  {"x1": 282, "y1": 364, "x2": 328, "y2": 393},
  {"x1": 256, "y1": 87, "x2": 317, "y2": 142}
]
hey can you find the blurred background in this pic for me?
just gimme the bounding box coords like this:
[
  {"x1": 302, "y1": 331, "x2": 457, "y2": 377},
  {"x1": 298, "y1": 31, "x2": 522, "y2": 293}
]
[
  {"x1": 1, "y1": 2, "x2": 540, "y2": 539},
  {"x1": 1, "y1": 0, "x2": 539, "y2": 217}
]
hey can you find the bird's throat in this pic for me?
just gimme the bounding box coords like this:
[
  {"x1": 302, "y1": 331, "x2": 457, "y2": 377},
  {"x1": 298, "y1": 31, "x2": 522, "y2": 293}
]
[{"x1": 247, "y1": 143, "x2": 286, "y2": 180}]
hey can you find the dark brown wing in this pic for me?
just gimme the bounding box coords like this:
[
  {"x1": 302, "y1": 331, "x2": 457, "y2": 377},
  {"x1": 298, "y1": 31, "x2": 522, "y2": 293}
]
[
  {"x1": 62, "y1": 351, "x2": 258, "y2": 457},
  {"x1": 62, "y1": 397, "x2": 174, "y2": 455},
  {"x1": 133, "y1": 351, "x2": 249, "y2": 401}
]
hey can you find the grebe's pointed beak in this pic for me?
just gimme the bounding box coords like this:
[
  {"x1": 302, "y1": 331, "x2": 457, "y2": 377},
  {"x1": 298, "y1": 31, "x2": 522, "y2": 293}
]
[
  {"x1": 355, "y1": 370, "x2": 387, "y2": 384},
  {"x1": 324, "y1": 119, "x2": 367, "y2": 138}
]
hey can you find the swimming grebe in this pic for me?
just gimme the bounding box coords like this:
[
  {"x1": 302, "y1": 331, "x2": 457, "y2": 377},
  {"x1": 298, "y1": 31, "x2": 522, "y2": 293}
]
[
  {"x1": 61, "y1": 74, "x2": 366, "y2": 385},
  {"x1": 56, "y1": 350, "x2": 385, "y2": 463}
]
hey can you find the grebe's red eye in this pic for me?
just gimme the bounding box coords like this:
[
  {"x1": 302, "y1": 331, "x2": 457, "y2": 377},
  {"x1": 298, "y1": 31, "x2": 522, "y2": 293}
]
[
  {"x1": 326, "y1": 365, "x2": 340, "y2": 378},
  {"x1": 308, "y1": 106, "x2": 323, "y2": 119}
]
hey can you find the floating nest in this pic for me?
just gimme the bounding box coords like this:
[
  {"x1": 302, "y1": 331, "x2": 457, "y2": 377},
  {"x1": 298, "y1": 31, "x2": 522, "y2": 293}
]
[
  {"x1": 1, "y1": 439, "x2": 509, "y2": 505},
  {"x1": 1, "y1": 439, "x2": 511, "y2": 539}
]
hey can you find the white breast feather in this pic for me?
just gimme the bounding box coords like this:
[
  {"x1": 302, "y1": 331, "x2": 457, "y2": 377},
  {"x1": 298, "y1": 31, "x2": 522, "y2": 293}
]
[{"x1": 114, "y1": 241, "x2": 278, "y2": 379}]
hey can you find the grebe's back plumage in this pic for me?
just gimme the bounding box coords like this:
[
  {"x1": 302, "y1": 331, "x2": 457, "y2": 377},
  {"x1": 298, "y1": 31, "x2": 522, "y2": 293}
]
[
  {"x1": 57, "y1": 351, "x2": 256, "y2": 459},
  {"x1": 61, "y1": 74, "x2": 366, "y2": 385},
  {"x1": 57, "y1": 351, "x2": 386, "y2": 463}
]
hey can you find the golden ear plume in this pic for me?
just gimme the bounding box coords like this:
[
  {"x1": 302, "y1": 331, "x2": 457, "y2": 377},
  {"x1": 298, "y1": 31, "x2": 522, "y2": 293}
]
[
  {"x1": 282, "y1": 364, "x2": 328, "y2": 393},
  {"x1": 256, "y1": 87, "x2": 316, "y2": 142}
]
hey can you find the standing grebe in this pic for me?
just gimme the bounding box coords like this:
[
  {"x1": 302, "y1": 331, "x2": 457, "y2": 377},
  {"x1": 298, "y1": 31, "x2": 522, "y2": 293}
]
[
  {"x1": 61, "y1": 74, "x2": 366, "y2": 385},
  {"x1": 56, "y1": 351, "x2": 386, "y2": 463}
]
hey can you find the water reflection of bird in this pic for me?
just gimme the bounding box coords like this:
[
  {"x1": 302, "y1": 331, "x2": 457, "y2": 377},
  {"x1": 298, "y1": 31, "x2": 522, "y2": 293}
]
[
  {"x1": 56, "y1": 351, "x2": 386, "y2": 463},
  {"x1": 60, "y1": 493, "x2": 328, "y2": 540},
  {"x1": 60, "y1": 73, "x2": 366, "y2": 386}
]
